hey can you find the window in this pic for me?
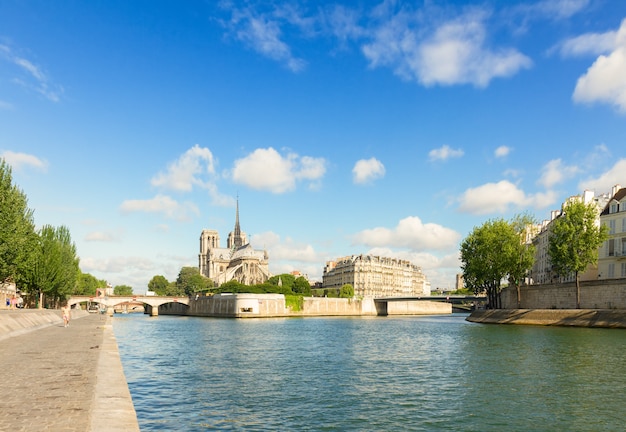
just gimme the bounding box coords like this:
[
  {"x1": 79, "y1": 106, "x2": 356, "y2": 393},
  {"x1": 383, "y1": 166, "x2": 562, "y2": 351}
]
[
  {"x1": 609, "y1": 219, "x2": 616, "y2": 234},
  {"x1": 622, "y1": 217, "x2": 626, "y2": 233},
  {"x1": 607, "y1": 239, "x2": 615, "y2": 256},
  {"x1": 622, "y1": 263, "x2": 626, "y2": 278},
  {"x1": 608, "y1": 263, "x2": 615, "y2": 278},
  {"x1": 611, "y1": 203, "x2": 618, "y2": 214},
  {"x1": 622, "y1": 238, "x2": 626, "y2": 256}
]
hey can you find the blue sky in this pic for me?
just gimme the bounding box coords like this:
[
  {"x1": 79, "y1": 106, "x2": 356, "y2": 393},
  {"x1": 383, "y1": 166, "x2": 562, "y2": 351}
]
[{"x1": 1, "y1": 0, "x2": 626, "y2": 292}]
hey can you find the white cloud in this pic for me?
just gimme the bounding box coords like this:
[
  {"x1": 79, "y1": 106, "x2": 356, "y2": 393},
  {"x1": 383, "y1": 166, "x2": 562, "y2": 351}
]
[
  {"x1": 538, "y1": 158, "x2": 579, "y2": 188},
  {"x1": 557, "y1": 31, "x2": 617, "y2": 58},
  {"x1": 231, "y1": 147, "x2": 326, "y2": 193},
  {"x1": 362, "y1": 9, "x2": 531, "y2": 88},
  {"x1": 1, "y1": 150, "x2": 48, "y2": 172},
  {"x1": 428, "y1": 145, "x2": 464, "y2": 162},
  {"x1": 571, "y1": 19, "x2": 626, "y2": 112},
  {"x1": 324, "y1": 5, "x2": 365, "y2": 45},
  {"x1": 119, "y1": 194, "x2": 199, "y2": 221},
  {"x1": 0, "y1": 43, "x2": 63, "y2": 102},
  {"x1": 222, "y1": 6, "x2": 306, "y2": 72},
  {"x1": 252, "y1": 231, "x2": 321, "y2": 263},
  {"x1": 579, "y1": 158, "x2": 626, "y2": 194},
  {"x1": 458, "y1": 180, "x2": 556, "y2": 215},
  {"x1": 151, "y1": 144, "x2": 215, "y2": 192},
  {"x1": 352, "y1": 216, "x2": 461, "y2": 251},
  {"x1": 85, "y1": 231, "x2": 118, "y2": 242},
  {"x1": 532, "y1": 0, "x2": 589, "y2": 20},
  {"x1": 352, "y1": 157, "x2": 385, "y2": 184},
  {"x1": 251, "y1": 231, "x2": 326, "y2": 280},
  {"x1": 494, "y1": 145, "x2": 511, "y2": 158}
]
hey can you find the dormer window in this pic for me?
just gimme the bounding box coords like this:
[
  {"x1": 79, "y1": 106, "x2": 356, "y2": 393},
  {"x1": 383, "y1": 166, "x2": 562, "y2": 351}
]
[{"x1": 611, "y1": 203, "x2": 619, "y2": 214}]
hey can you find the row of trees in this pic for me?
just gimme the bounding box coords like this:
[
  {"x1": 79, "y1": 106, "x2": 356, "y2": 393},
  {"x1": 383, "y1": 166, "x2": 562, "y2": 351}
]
[
  {"x1": 461, "y1": 200, "x2": 608, "y2": 309},
  {"x1": 1, "y1": 160, "x2": 123, "y2": 306},
  {"x1": 147, "y1": 269, "x2": 314, "y2": 297}
]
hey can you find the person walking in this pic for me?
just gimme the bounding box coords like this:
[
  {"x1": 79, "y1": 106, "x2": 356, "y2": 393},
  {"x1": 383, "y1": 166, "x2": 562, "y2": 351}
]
[{"x1": 62, "y1": 304, "x2": 71, "y2": 327}]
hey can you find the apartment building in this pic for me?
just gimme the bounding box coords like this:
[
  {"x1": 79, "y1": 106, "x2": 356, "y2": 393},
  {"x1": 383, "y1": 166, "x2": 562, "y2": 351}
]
[
  {"x1": 322, "y1": 254, "x2": 430, "y2": 297},
  {"x1": 598, "y1": 185, "x2": 626, "y2": 279}
]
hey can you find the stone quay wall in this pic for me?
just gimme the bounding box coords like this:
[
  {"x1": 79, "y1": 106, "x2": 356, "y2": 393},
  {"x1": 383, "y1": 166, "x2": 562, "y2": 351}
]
[
  {"x1": 468, "y1": 309, "x2": 626, "y2": 328},
  {"x1": 158, "y1": 294, "x2": 451, "y2": 318},
  {"x1": 501, "y1": 278, "x2": 626, "y2": 310}
]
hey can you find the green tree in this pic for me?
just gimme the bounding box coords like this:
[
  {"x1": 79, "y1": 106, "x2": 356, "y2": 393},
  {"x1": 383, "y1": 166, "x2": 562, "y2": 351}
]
[
  {"x1": 548, "y1": 199, "x2": 609, "y2": 308},
  {"x1": 268, "y1": 273, "x2": 296, "y2": 291},
  {"x1": 176, "y1": 266, "x2": 209, "y2": 295},
  {"x1": 293, "y1": 276, "x2": 311, "y2": 295},
  {"x1": 509, "y1": 213, "x2": 537, "y2": 308},
  {"x1": 0, "y1": 159, "x2": 37, "y2": 287},
  {"x1": 340, "y1": 283, "x2": 354, "y2": 298},
  {"x1": 114, "y1": 285, "x2": 133, "y2": 295},
  {"x1": 148, "y1": 275, "x2": 169, "y2": 295},
  {"x1": 74, "y1": 272, "x2": 105, "y2": 295},
  {"x1": 165, "y1": 281, "x2": 184, "y2": 296},
  {"x1": 460, "y1": 216, "x2": 535, "y2": 309},
  {"x1": 28, "y1": 225, "x2": 80, "y2": 307}
]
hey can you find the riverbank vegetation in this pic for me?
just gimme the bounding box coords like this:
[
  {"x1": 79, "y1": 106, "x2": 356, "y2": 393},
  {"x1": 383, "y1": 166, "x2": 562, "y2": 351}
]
[{"x1": 460, "y1": 214, "x2": 535, "y2": 309}]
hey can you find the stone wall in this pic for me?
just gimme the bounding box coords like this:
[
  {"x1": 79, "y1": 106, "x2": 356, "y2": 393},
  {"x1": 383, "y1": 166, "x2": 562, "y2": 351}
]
[
  {"x1": 387, "y1": 300, "x2": 452, "y2": 315},
  {"x1": 468, "y1": 309, "x2": 626, "y2": 328},
  {"x1": 157, "y1": 294, "x2": 452, "y2": 318},
  {"x1": 501, "y1": 278, "x2": 626, "y2": 309}
]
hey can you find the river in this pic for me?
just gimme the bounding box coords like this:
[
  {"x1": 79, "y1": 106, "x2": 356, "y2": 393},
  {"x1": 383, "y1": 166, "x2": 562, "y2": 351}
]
[{"x1": 112, "y1": 313, "x2": 626, "y2": 431}]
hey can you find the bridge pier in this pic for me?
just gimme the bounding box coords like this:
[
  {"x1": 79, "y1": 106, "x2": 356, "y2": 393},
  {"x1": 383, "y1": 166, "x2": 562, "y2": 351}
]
[
  {"x1": 150, "y1": 306, "x2": 158, "y2": 317},
  {"x1": 107, "y1": 306, "x2": 114, "y2": 317}
]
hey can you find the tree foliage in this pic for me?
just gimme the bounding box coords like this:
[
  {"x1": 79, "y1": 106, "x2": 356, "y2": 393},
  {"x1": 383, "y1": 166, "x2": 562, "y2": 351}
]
[
  {"x1": 114, "y1": 285, "x2": 133, "y2": 295},
  {"x1": 340, "y1": 283, "x2": 354, "y2": 298},
  {"x1": 74, "y1": 272, "x2": 106, "y2": 296},
  {"x1": 293, "y1": 276, "x2": 312, "y2": 295},
  {"x1": 148, "y1": 275, "x2": 169, "y2": 295},
  {"x1": 0, "y1": 159, "x2": 37, "y2": 286},
  {"x1": 548, "y1": 199, "x2": 609, "y2": 308},
  {"x1": 28, "y1": 224, "x2": 80, "y2": 304},
  {"x1": 461, "y1": 215, "x2": 535, "y2": 309},
  {"x1": 176, "y1": 266, "x2": 210, "y2": 295}
]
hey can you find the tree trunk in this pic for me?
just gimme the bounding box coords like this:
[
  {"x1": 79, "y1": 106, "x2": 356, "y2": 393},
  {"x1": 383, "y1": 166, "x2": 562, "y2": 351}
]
[
  {"x1": 516, "y1": 284, "x2": 521, "y2": 309},
  {"x1": 576, "y1": 272, "x2": 581, "y2": 309}
]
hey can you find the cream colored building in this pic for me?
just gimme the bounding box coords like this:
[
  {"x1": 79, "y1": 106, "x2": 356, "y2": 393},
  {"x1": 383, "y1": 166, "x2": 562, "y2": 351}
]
[
  {"x1": 598, "y1": 185, "x2": 626, "y2": 279},
  {"x1": 322, "y1": 254, "x2": 430, "y2": 297},
  {"x1": 530, "y1": 189, "x2": 611, "y2": 284},
  {"x1": 198, "y1": 201, "x2": 270, "y2": 286}
]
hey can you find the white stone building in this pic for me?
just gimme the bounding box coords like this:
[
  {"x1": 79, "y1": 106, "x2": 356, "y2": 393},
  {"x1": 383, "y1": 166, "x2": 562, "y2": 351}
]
[
  {"x1": 198, "y1": 201, "x2": 270, "y2": 286},
  {"x1": 322, "y1": 254, "x2": 430, "y2": 298},
  {"x1": 530, "y1": 189, "x2": 612, "y2": 284},
  {"x1": 598, "y1": 185, "x2": 626, "y2": 279}
]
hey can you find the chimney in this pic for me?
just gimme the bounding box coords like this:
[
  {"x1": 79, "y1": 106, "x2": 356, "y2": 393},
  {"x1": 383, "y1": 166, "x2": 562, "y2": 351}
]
[{"x1": 612, "y1": 184, "x2": 622, "y2": 198}]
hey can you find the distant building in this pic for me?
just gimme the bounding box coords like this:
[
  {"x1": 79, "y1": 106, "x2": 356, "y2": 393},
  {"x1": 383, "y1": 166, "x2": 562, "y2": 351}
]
[
  {"x1": 198, "y1": 200, "x2": 270, "y2": 286},
  {"x1": 598, "y1": 185, "x2": 626, "y2": 279},
  {"x1": 322, "y1": 254, "x2": 430, "y2": 297}
]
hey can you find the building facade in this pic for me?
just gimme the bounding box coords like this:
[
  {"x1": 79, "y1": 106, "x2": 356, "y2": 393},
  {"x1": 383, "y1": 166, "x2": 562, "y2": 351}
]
[
  {"x1": 198, "y1": 201, "x2": 270, "y2": 286},
  {"x1": 598, "y1": 185, "x2": 626, "y2": 279},
  {"x1": 530, "y1": 188, "x2": 612, "y2": 285},
  {"x1": 322, "y1": 254, "x2": 430, "y2": 298}
]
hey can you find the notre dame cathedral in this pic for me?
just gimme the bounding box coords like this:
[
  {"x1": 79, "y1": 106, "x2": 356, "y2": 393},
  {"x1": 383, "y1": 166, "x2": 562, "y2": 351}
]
[{"x1": 198, "y1": 200, "x2": 270, "y2": 286}]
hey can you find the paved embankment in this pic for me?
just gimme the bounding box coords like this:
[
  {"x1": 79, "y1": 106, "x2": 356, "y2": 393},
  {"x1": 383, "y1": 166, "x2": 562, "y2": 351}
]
[
  {"x1": 467, "y1": 309, "x2": 626, "y2": 328},
  {"x1": 0, "y1": 310, "x2": 139, "y2": 431}
]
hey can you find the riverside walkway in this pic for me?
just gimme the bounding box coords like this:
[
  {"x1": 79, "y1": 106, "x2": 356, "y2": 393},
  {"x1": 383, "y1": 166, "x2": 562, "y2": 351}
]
[{"x1": 0, "y1": 310, "x2": 139, "y2": 431}]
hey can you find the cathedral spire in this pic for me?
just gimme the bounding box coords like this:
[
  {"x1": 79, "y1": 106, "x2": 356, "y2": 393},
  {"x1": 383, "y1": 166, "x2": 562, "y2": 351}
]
[{"x1": 233, "y1": 195, "x2": 243, "y2": 248}]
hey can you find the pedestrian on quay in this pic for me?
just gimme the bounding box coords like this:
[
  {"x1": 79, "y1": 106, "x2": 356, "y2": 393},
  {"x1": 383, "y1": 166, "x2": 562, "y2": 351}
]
[{"x1": 62, "y1": 303, "x2": 71, "y2": 327}]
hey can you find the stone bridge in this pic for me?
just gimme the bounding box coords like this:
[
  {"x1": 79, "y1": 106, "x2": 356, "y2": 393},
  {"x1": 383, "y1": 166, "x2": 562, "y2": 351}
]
[{"x1": 67, "y1": 295, "x2": 189, "y2": 316}]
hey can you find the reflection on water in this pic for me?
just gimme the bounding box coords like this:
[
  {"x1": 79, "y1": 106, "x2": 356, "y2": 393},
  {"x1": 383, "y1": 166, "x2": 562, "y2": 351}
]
[{"x1": 113, "y1": 314, "x2": 626, "y2": 431}]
